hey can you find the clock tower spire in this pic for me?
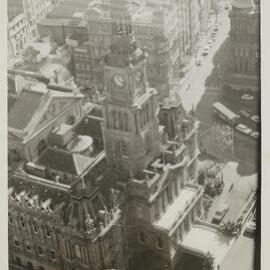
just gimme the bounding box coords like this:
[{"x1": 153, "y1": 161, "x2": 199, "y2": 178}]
[{"x1": 102, "y1": 0, "x2": 161, "y2": 176}]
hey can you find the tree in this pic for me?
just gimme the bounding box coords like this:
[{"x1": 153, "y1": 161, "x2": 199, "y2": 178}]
[
  {"x1": 219, "y1": 220, "x2": 242, "y2": 236},
  {"x1": 202, "y1": 252, "x2": 214, "y2": 270}
]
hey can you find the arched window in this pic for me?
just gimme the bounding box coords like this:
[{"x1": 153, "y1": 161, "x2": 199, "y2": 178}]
[
  {"x1": 118, "y1": 112, "x2": 123, "y2": 130},
  {"x1": 145, "y1": 135, "x2": 152, "y2": 154},
  {"x1": 124, "y1": 113, "x2": 129, "y2": 131},
  {"x1": 120, "y1": 140, "x2": 128, "y2": 157},
  {"x1": 139, "y1": 231, "x2": 145, "y2": 243},
  {"x1": 156, "y1": 237, "x2": 163, "y2": 249},
  {"x1": 73, "y1": 244, "x2": 81, "y2": 258},
  {"x1": 112, "y1": 111, "x2": 117, "y2": 129},
  {"x1": 20, "y1": 217, "x2": 25, "y2": 229}
]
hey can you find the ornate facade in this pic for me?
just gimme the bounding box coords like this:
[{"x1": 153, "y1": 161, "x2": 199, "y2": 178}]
[{"x1": 223, "y1": 0, "x2": 260, "y2": 92}]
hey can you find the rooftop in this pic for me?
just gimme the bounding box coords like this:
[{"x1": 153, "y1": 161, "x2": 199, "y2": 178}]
[
  {"x1": 37, "y1": 147, "x2": 95, "y2": 176},
  {"x1": 8, "y1": 88, "x2": 45, "y2": 130},
  {"x1": 182, "y1": 225, "x2": 235, "y2": 265},
  {"x1": 154, "y1": 187, "x2": 197, "y2": 231}
]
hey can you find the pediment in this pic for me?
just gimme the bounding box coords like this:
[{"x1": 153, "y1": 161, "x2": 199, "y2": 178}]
[{"x1": 25, "y1": 97, "x2": 80, "y2": 141}]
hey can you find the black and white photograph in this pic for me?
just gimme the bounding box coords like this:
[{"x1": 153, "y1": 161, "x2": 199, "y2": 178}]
[{"x1": 5, "y1": 0, "x2": 263, "y2": 270}]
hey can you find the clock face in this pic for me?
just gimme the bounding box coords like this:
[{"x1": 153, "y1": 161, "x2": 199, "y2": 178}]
[
  {"x1": 112, "y1": 74, "x2": 125, "y2": 88},
  {"x1": 135, "y1": 69, "x2": 143, "y2": 83}
]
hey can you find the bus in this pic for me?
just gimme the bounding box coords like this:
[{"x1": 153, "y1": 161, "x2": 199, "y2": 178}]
[{"x1": 212, "y1": 102, "x2": 240, "y2": 126}]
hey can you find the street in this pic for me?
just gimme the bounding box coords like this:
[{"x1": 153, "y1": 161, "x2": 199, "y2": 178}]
[
  {"x1": 177, "y1": 6, "x2": 258, "y2": 174},
  {"x1": 173, "y1": 6, "x2": 259, "y2": 270}
]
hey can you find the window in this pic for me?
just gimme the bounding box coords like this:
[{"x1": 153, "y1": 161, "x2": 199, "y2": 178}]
[
  {"x1": 156, "y1": 237, "x2": 163, "y2": 249},
  {"x1": 8, "y1": 213, "x2": 13, "y2": 224},
  {"x1": 154, "y1": 202, "x2": 160, "y2": 220},
  {"x1": 120, "y1": 140, "x2": 128, "y2": 157},
  {"x1": 26, "y1": 243, "x2": 31, "y2": 252},
  {"x1": 27, "y1": 261, "x2": 33, "y2": 270},
  {"x1": 145, "y1": 135, "x2": 152, "y2": 154},
  {"x1": 46, "y1": 230, "x2": 51, "y2": 238},
  {"x1": 74, "y1": 244, "x2": 81, "y2": 258},
  {"x1": 50, "y1": 250, "x2": 56, "y2": 260},
  {"x1": 32, "y1": 222, "x2": 38, "y2": 233},
  {"x1": 38, "y1": 246, "x2": 43, "y2": 256},
  {"x1": 14, "y1": 239, "x2": 20, "y2": 247},
  {"x1": 124, "y1": 113, "x2": 129, "y2": 131},
  {"x1": 139, "y1": 231, "x2": 145, "y2": 243},
  {"x1": 15, "y1": 257, "x2": 22, "y2": 266},
  {"x1": 20, "y1": 217, "x2": 25, "y2": 229}
]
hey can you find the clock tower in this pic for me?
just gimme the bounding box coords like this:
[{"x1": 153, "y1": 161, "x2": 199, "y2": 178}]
[{"x1": 102, "y1": 1, "x2": 161, "y2": 176}]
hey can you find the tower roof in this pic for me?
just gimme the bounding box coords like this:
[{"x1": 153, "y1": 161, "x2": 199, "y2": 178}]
[{"x1": 104, "y1": 0, "x2": 146, "y2": 68}]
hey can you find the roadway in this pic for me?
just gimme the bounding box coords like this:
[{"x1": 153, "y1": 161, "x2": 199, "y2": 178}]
[{"x1": 173, "y1": 6, "x2": 259, "y2": 270}]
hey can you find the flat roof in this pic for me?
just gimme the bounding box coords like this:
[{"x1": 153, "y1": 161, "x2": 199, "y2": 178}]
[
  {"x1": 182, "y1": 226, "x2": 235, "y2": 265},
  {"x1": 154, "y1": 188, "x2": 196, "y2": 231}
]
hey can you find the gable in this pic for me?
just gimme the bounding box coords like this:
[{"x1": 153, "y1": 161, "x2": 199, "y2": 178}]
[{"x1": 26, "y1": 96, "x2": 82, "y2": 141}]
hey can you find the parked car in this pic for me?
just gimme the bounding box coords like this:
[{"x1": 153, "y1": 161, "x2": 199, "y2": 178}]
[
  {"x1": 207, "y1": 39, "x2": 213, "y2": 46},
  {"x1": 236, "y1": 124, "x2": 252, "y2": 135},
  {"x1": 250, "y1": 131, "x2": 259, "y2": 139},
  {"x1": 241, "y1": 94, "x2": 254, "y2": 101},
  {"x1": 213, "y1": 25, "x2": 219, "y2": 31},
  {"x1": 225, "y1": 3, "x2": 231, "y2": 10},
  {"x1": 212, "y1": 203, "x2": 229, "y2": 225},
  {"x1": 202, "y1": 47, "x2": 209, "y2": 56},
  {"x1": 239, "y1": 109, "x2": 251, "y2": 118},
  {"x1": 196, "y1": 58, "x2": 202, "y2": 66},
  {"x1": 244, "y1": 219, "x2": 256, "y2": 237},
  {"x1": 251, "y1": 115, "x2": 260, "y2": 123}
]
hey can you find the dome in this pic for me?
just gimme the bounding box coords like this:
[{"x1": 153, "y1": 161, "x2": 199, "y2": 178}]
[{"x1": 232, "y1": 0, "x2": 254, "y2": 9}]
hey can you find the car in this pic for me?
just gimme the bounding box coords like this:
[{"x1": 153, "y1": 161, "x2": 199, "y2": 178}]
[
  {"x1": 212, "y1": 203, "x2": 229, "y2": 225},
  {"x1": 244, "y1": 220, "x2": 256, "y2": 237},
  {"x1": 250, "y1": 131, "x2": 259, "y2": 139},
  {"x1": 241, "y1": 94, "x2": 254, "y2": 101},
  {"x1": 251, "y1": 115, "x2": 260, "y2": 123},
  {"x1": 196, "y1": 58, "x2": 202, "y2": 66},
  {"x1": 202, "y1": 47, "x2": 209, "y2": 56},
  {"x1": 213, "y1": 25, "x2": 219, "y2": 31},
  {"x1": 225, "y1": 3, "x2": 231, "y2": 10},
  {"x1": 236, "y1": 124, "x2": 252, "y2": 135},
  {"x1": 239, "y1": 109, "x2": 251, "y2": 118},
  {"x1": 207, "y1": 39, "x2": 213, "y2": 45}
]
